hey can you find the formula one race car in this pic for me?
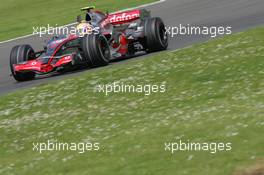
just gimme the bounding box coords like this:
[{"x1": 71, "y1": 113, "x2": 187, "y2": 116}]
[{"x1": 10, "y1": 6, "x2": 168, "y2": 81}]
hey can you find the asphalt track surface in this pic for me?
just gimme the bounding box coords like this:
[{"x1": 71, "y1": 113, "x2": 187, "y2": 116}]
[{"x1": 0, "y1": 0, "x2": 264, "y2": 95}]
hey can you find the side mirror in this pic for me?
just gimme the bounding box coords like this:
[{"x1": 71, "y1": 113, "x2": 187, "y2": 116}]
[{"x1": 77, "y1": 15, "x2": 82, "y2": 23}]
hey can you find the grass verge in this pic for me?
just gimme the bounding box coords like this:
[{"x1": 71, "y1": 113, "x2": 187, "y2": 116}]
[
  {"x1": 0, "y1": 0, "x2": 156, "y2": 42},
  {"x1": 0, "y1": 27, "x2": 264, "y2": 175}
]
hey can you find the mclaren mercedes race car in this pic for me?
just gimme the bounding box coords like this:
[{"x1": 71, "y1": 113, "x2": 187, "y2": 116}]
[{"x1": 10, "y1": 6, "x2": 168, "y2": 81}]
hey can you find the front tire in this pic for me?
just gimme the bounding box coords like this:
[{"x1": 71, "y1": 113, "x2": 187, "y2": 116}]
[
  {"x1": 10, "y1": 45, "x2": 36, "y2": 81},
  {"x1": 143, "y1": 17, "x2": 168, "y2": 52},
  {"x1": 81, "y1": 34, "x2": 111, "y2": 67}
]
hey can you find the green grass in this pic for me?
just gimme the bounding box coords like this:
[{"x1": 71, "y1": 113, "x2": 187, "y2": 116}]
[
  {"x1": 0, "y1": 0, "x2": 156, "y2": 41},
  {"x1": 0, "y1": 27, "x2": 264, "y2": 175}
]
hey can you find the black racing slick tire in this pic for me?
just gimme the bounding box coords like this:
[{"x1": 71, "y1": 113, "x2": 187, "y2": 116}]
[
  {"x1": 143, "y1": 17, "x2": 168, "y2": 52},
  {"x1": 10, "y1": 45, "x2": 36, "y2": 82},
  {"x1": 81, "y1": 34, "x2": 111, "y2": 67}
]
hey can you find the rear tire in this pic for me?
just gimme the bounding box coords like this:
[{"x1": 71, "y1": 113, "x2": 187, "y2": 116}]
[
  {"x1": 10, "y1": 45, "x2": 36, "y2": 81},
  {"x1": 81, "y1": 34, "x2": 110, "y2": 67},
  {"x1": 143, "y1": 17, "x2": 168, "y2": 52}
]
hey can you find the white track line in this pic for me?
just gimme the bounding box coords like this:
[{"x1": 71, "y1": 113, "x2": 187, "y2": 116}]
[{"x1": 0, "y1": 0, "x2": 166, "y2": 45}]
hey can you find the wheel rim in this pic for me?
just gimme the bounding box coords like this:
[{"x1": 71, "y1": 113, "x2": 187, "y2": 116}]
[
  {"x1": 157, "y1": 22, "x2": 168, "y2": 47},
  {"x1": 98, "y1": 36, "x2": 110, "y2": 60}
]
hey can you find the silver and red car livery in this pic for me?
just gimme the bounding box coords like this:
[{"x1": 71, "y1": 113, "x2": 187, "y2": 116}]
[{"x1": 10, "y1": 7, "x2": 168, "y2": 81}]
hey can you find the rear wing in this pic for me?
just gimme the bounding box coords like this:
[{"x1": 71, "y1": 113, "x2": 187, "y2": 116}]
[{"x1": 140, "y1": 9, "x2": 151, "y2": 19}]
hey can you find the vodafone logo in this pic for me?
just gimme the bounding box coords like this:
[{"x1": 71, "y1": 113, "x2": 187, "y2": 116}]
[
  {"x1": 31, "y1": 61, "x2": 37, "y2": 66},
  {"x1": 102, "y1": 10, "x2": 140, "y2": 26},
  {"x1": 100, "y1": 10, "x2": 140, "y2": 27},
  {"x1": 110, "y1": 13, "x2": 139, "y2": 23},
  {"x1": 109, "y1": 13, "x2": 139, "y2": 23}
]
